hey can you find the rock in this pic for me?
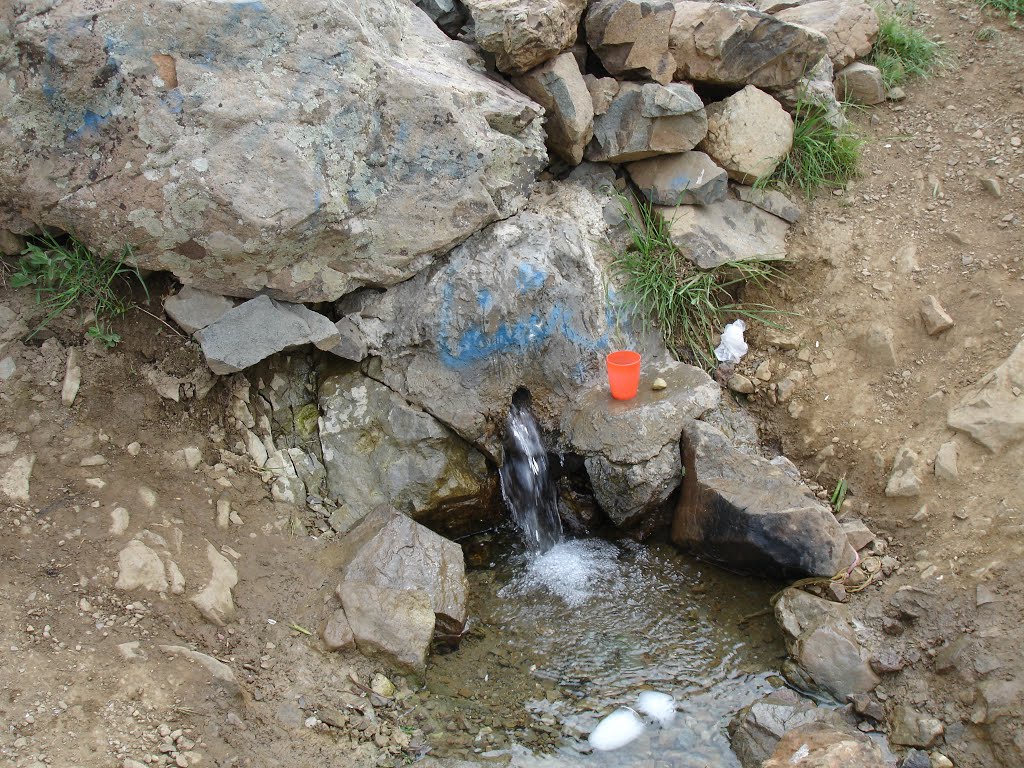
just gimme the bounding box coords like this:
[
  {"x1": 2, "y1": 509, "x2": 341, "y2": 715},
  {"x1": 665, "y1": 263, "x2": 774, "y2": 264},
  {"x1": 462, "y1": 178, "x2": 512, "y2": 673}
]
[
  {"x1": 0, "y1": 229, "x2": 25, "y2": 255},
  {"x1": 371, "y1": 673, "x2": 397, "y2": 698},
  {"x1": 734, "y1": 185, "x2": 801, "y2": 224},
  {"x1": 334, "y1": 508, "x2": 469, "y2": 635},
  {"x1": 885, "y1": 446, "x2": 922, "y2": 497},
  {"x1": 331, "y1": 179, "x2": 665, "y2": 460},
  {"x1": 190, "y1": 543, "x2": 238, "y2": 626},
  {"x1": 889, "y1": 586, "x2": 930, "y2": 620},
  {"x1": 0, "y1": 455, "x2": 35, "y2": 503},
  {"x1": 322, "y1": 609, "x2": 355, "y2": 651},
  {"x1": 584, "y1": 76, "x2": 620, "y2": 116},
  {"x1": 163, "y1": 287, "x2": 234, "y2": 335},
  {"x1": 948, "y1": 337, "x2": 1024, "y2": 452},
  {"x1": 762, "y1": 721, "x2": 885, "y2": 767},
  {"x1": 110, "y1": 507, "x2": 130, "y2": 536},
  {"x1": 728, "y1": 373, "x2": 756, "y2": 394},
  {"x1": 699, "y1": 86, "x2": 794, "y2": 185},
  {"x1": 467, "y1": 0, "x2": 587, "y2": 75},
  {"x1": 668, "y1": 2, "x2": 828, "y2": 89},
  {"x1": 890, "y1": 705, "x2": 944, "y2": 749},
  {"x1": 651, "y1": 377, "x2": 668, "y2": 390},
  {"x1": 319, "y1": 368, "x2": 489, "y2": 526},
  {"x1": 776, "y1": 0, "x2": 880, "y2": 70},
  {"x1": 338, "y1": 581, "x2": 436, "y2": 672},
  {"x1": 894, "y1": 243, "x2": 919, "y2": 274},
  {"x1": 512, "y1": 53, "x2": 593, "y2": 165},
  {"x1": 197, "y1": 297, "x2": 339, "y2": 375},
  {"x1": 625, "y1": 151, "x2": 729, "y2": 206},
  {"x1": 673, "y1": 420, "x2": 851, "y2": 577},
  {"x1": 565, "y1": 360, "x2": 720, "y2": 527},
  {"x1": 841, "y1": 519, "x2": 875, "y2": 552},
  {"x1": 158, "y1": 645, "x2": 241, "y2": 695},
  {"x1": 774, "y1": 55, "x2": 847, "y2": 130},
  {"x1": 834, "y1": 62, "x2": 886, "y2": 105},
  {"x1": 860, "y1": 323, "x2": 898, "y2": 368},
  {"x1": 654, "y1": 198, "x2": 789, "y2": 269},
  {"x1": 182, "y1": 447, "x2": 203, "y2": 471},
  {"x1": 0, "y1": 356, "x2": 14, "y2": 381},
  {"x1": 415, "y1": 0, "x2": 468, "y2": 36},
  {"x1": 774, "y1": 588, "x2": 880, "y2": 700},
  {"x1": 115, "y1": 541, "x2": 168, "y2": 592},
  {"x1": 585, "y1": 0, "x2": 676, "y2": 85},
  {"x1": 587, "y1": 82, "x2": 707, "y2": 163},
  {"x1": 2, "y1": 0, "x2": 544, "y2": 302},
  {"x1": 167, "y1": 561, "x2": 186, "y2": 595},
  {"x1": 980, "y1": 177, "x2": 1003, "y2": 198},
  {"x1": 933, "y1": 441, "x2": 958, "y2": 481},
  {"x1": 919, "y1": 295, "x2": 954, "y2": 336},
  {"x1": 728, "y1": 689, "x2": 842, "y2": 768},
  {"x1": 62, "y1": 349, "x2": 82, "y2": 407}
]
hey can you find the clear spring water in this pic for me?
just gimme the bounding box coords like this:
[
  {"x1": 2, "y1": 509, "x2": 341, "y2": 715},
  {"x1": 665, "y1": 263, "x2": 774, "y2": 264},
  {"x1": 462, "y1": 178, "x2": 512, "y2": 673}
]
[{"x1": 425, "y1": 535, "x2": 785, "y2": 766}]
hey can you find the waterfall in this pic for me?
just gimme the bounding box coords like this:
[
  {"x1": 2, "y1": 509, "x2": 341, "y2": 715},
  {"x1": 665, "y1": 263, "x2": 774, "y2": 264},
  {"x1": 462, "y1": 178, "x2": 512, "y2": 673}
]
[{"x1": 499, "y1": 402, "x2": 564, "y2": 553}]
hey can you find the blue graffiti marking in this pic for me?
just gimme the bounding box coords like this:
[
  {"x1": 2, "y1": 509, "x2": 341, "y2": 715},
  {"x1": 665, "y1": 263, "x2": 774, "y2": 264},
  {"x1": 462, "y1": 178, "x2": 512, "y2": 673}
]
[
  {"x1": 477, "y1": 289, "x2": 492, "y2": 312},
  {"x1": 67, "y1": 109, "x2": 111, "y2": 141},
  {"x1": 516, "y1": 263, "x2": 546, "y2": 294}
]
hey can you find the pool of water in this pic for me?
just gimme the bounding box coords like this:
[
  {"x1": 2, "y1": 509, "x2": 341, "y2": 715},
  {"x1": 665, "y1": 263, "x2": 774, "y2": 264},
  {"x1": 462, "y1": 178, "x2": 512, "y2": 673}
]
[{"x1": 419, "y1": 534, "x2": 786, "y2": 765}]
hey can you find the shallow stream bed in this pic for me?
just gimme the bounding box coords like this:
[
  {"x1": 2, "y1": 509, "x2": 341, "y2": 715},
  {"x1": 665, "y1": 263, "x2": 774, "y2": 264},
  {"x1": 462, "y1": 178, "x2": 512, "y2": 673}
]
[{"x1": 418, "y1": 534, "x2": 786, "y2": 766}]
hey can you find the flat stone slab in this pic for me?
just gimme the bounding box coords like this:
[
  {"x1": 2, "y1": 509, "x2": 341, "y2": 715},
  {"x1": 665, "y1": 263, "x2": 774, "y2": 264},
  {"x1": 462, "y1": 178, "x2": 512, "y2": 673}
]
[
  {"x1": 734, "y1": 185, "x2": 801, "y2": 224},
  {"x1": 948, "y1": 337, "x2": 1024, "y2": 453},
  {"x1": 655, "y1": 198, "x2": 790, "y2": 269},
  {"x1": 626, "y1": 151, "x2": 728, "y2": 206},
  {"x1": 197, "y1": 295, "x2": 340, "y2": 374},
  {"x1": 163, "y1": 286, "x2": 234, "y2": 334}
]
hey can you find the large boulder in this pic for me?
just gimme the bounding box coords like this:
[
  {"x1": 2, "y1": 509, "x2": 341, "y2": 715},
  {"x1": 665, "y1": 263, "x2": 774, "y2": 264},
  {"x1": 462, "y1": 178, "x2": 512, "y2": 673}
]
[
  {"x1": 834, "y1": 62, "x2": 886, "y2": 105},
  {"x1": 466, "y1": 0, "x2": 588, "y2": 75},
  {"x1": 563, "y1": 361, "x2": 720, "y2": 527},
  {"x1": 626, "y1": 151, "x2": 729, "y2": 206},
  {"x1": 699, "y1": 86, "x2": 794, "y2": 185},
  {"x1": 668, "y1": 2, "x2": 829, "y2": 89},
  {"x1": 947, "y1": 337, "x2": 1024, "y2": 453},
  {"x1": 654, "y1": 198, "x2": 790, "y2": 269},
  {"x1": 512, "y1": 53, "x2": 593, "y2": 165},
  {"x1": 337, "y1": 581, "x2": 436, "y2": 672},
  {"x1": 585, "y1": 0, "x2": 677, "y2": 85},
  {"x1": 776, "y1": 0, "x2": 879, "y2": 70},
  {"x1": 1, "y1": 0, "x2": 545, "y2": 302},
  {"x1": 672, "y1": 419, "x2": 851, "y2": 577},
  {"x1": 774, "y1": 588, "x2": 881, "y2": 701},
  {"x1": 319, "y1": 366, "x2": 490, "y2": 527},
  {"x1": 587, "y1": 82, "x2": 707, "y2": 163},
  {"x1": 728, "y1": 689, "x2": 846, "y2": 768},
  {"x1": 333, "y1": 508, "x2": 469, "y2": 636}
]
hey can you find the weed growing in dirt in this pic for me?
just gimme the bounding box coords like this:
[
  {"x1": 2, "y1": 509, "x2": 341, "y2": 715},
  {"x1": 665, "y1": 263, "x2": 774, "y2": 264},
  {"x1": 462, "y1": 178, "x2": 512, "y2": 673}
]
[
  {"x1": 975, "y1": 25, "x2": 999, "y2": 41},
  {"x1": 11, "y1": 232, "x2": 147, "y2": 347},
  {"x1": 610, "y1": 193, "x2": 785, "y2": 371},
  {"x1": 870, "y1": 6, "x2": 946, "y2": 88},
  {"x1": 830, "y1": 477, "x2": 849, "y2": 514},
  {"x1": 759, "y1": 99, "x2": 864, "y2": 196},
  {"x1": 976, "y1": 0, "x2": 1023, "y2": 21}
]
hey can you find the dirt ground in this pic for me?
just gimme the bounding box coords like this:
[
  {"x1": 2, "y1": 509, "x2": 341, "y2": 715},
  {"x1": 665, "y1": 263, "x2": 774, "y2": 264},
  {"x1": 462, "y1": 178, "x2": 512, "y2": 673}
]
[{"x1": 1, "y1": 1, "x2": 1023, "y2": 767}]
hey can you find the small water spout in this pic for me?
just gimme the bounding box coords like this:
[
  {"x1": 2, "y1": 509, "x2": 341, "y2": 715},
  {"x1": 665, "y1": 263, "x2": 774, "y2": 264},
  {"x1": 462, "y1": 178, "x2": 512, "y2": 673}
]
[{"x1": 499, "y1": 400, "x2": 564, "y2": 553}]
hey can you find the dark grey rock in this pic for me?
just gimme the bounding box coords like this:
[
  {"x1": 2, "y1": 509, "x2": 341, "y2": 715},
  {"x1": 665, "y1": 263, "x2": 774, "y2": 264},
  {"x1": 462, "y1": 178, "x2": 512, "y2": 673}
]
[
  {"x1": 734, "y1": 185, "x2": 802, "y2": 224},
  {"x1": 415, "y1": 0, "x2": 467, "y2": 36},
  {"x1": 585, "y1": 0, "x2": 676, "y2": 84},
  {"x1": 655, "y1": 198, "x2": 789, "y2": 270},
  {"x1": 626, "y1": 151, "x2": 728, "y2": 206},
  {"x1": 163, "y1": 287, "x2": 234, "y2": 334},
  {"x1": 512, "y1": 52, "x2": 594, "y2": 165},
  {"x1": 673, "y1": 420, "x2": 852, "y2": 577}
]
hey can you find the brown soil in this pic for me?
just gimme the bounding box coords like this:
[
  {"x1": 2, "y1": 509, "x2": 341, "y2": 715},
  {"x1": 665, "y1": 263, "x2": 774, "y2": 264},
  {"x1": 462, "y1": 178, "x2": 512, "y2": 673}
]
[{"x1": 1, "y1": 1, "x2": 1022, "y2": 767}]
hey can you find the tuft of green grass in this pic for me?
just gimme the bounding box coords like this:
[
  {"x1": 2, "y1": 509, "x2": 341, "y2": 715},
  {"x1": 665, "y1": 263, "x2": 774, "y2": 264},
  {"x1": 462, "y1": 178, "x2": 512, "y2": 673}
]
[
  {"x1": 11, "y1": 232, "x2": 147, "y2": 347},
  {"x1": 870, "y1": 6, "x2": 946, "y2": 88},
  {"x1": 976, "y1": 0, "x2": 1023, "y2": 21},
  {"x1": 760, "y1": 99, "x2": 864, "y2": 196},
  {"x1": 975, "y1": 25, "x2": 999, "y2": 41},
  {"x1": 609, "y1": 193, "x2": 786, "y2": 371},
  {"x1": 830, "y1": 477, "x2": 849, "y2": 514}
]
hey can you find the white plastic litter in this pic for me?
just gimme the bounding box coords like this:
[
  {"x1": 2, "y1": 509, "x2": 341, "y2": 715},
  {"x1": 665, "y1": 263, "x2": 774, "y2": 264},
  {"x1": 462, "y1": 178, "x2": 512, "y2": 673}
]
[
  {"x1": 714, "y1": 319, "x2": 748, "y2": 363},
  {"x1": 637, "y1": 691, "x2": 676, "y2": 725},
  {"x1": 588, "y1": 708, "x2": 645, "y2": 751}
]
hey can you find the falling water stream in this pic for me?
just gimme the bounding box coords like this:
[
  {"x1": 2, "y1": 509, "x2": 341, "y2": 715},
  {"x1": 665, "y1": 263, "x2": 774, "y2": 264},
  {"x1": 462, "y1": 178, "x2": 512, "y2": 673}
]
[{"x1": 420, "y1": 403, "x2": 786, "y2": 766}]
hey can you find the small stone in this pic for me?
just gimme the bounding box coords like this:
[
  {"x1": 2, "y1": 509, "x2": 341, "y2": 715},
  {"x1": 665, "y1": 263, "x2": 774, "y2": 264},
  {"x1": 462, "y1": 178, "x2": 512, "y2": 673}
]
[
  {"x1": 322, "y1": 609, "x2": 354, "y2": 651},
  {"x1": 826, "y1": 582, "x2": 847, "y2": 602},
  {"x1": 890, "y1": 705, "x2": 943, "y2": 748},
  {"x1": 980, "y1": 177, "x2": 1003, "y2": 198},
  {"x1": 885, "y1": 447, "x2": 922, "y2": 497},
  {"x1": 976, "y1": 585, "x2": 997, "y2": 606},
  {"x1": 80, "y1": 454, "x2": 108, "y2": 467},
  {"x1": 175, "y1": 754, "x2": 189, "y2": 767},
  {"x1": 753, "y1": 360, "x2": 772, "y2": 381},
  {"x1": 216, "y1": 496, "x2": 231, "y2": 529},
  {"x1": 371, "y1": 673, "x2": 397, "y2": 698},
  {"x1": 163, "y1": 286, "x2": 234, "y2": 334},
  {"x1": 728, "y1": 373, "x2": 756, "y2": 394},
  {"x1": 0, "y1": 454, "x2": 35, "y2": 503},
  {"x1": 62, "y1": 349, "x2": 82, "y2": 406},
  {"x1": 933, "y1": 441, "x2": 958, "y2": 481},
  {"x1": 183, "y1": 447, "x2": 203, "y2": 471},
  {"x1": 115, "y1": 541, "x2": 168, "y2": 592},
  {"x1": 126, "y1": 442, "x2": 142, "y2": 456},
  {"x1": 651, "y1": 377, "x2": 668, "y2": 391},
  {"x1": 871, "y1": 651, "x2": 904, "y2": 673},
  {"x1": 887, "y1": 86, "x2": 906, "y2": 101},
  {"x1": 900, "y1": 749, "x2": 930, "y2": 768},
  {"x1": 138, "y1": 487, "x2": 157, "y2": 508},
  {"x1": 919, "y1": 295, "x2": 954, "y2": 336},
  {"x1": 78, "y1": 598, "x2": 92, "y2": 611},
  {"x1": 110, "y1": 507, "x2": 130, "y2": 536},
  {"x1": 930, "y1": 753, "x2": 953, "y2": 768},
  {"x1": 0, "y1": 356, "x2": 15, "y2": 380}
]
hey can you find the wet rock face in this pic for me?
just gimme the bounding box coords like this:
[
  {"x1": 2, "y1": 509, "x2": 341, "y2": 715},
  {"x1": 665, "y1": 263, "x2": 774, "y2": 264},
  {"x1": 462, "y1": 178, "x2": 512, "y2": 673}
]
[
  {"x1": 1, "y1": 0, "x2": 545, "y2": 302},
  {"x1": 672, "y1": 419, "x2": 852, "y2": 578},
  {"x1": 318, "y1": 366, "x2": 490, "y2": 528}
]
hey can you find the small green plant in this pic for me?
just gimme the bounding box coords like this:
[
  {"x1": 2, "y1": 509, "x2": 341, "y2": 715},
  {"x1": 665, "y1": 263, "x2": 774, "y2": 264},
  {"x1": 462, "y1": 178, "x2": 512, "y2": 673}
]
[
  {"x1": 975, "y1": 25, "x2": 999, "y2": 41},
  {"x1": 11, "y1": 232, "x2": 147, "y2": 347},
  {"x1": 609, "y1": 193, "x2": 785, "y2": 371},
  {"x1": 830, "y1": 476, "x2": 849, "y2": 514},
  {"x1": 760, "y1": 99, "x2": 864, "y2": 196},
  {"x1": 870, "y1": 6, "x2": 946, "y2": 88},
  {"x1": 976, "y1": 0, "x2": 1023, "y2": 21}
]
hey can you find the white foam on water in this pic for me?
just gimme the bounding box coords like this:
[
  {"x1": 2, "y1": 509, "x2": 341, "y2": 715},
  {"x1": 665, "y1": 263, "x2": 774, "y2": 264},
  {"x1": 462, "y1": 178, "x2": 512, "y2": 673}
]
[
  {"x1": 587, "y1": 708, "x2": 645, "y2": 751},
  {"x1": 499, "y1": 539, "x2": 622, "y2": 608},
  {"x1": 636, "y1": 690, "x2": 676, "y2": 725}
]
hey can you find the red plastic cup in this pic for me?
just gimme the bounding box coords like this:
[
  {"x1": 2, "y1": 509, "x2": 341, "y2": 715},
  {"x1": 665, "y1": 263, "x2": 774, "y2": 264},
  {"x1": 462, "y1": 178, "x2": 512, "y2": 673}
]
[{"x1": 606, "y1": 350, "x2": 641, "y2": 400}]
